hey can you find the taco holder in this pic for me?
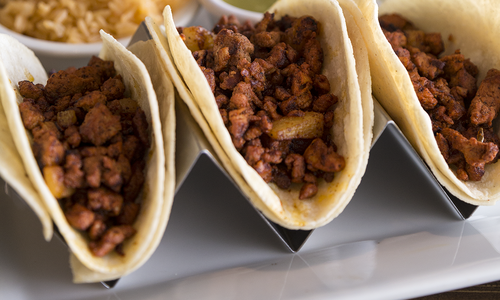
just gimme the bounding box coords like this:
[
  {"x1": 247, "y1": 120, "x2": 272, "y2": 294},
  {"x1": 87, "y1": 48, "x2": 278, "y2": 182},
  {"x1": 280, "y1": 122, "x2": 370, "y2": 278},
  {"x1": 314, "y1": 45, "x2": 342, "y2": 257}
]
[{"x1": 0, "y1": 21, "x2": 479, "y2": 289}]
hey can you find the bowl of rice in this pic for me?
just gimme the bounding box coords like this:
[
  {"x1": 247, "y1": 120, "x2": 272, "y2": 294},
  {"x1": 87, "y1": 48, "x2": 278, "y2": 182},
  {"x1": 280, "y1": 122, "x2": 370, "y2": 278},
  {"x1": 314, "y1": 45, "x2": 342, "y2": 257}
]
[{"x1": 0, "y1": 0, "x2": 199, "y2": 71}]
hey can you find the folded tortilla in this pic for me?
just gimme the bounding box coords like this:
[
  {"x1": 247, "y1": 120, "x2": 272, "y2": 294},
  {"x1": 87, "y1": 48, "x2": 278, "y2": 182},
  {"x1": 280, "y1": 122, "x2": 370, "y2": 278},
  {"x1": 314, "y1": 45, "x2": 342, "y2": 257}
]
[
  {"x1": 0, "y1": 31, "x2": 175, "y2": 282},
  {"x1": 352, "y1": 0, "x2": 500, "y2": 205},
  {"x1": 0, "y1": 44, "x2": 52, "y2": 241},
  {"x1": 158, "y1": 0, "x2": 373, "y2": 230}
]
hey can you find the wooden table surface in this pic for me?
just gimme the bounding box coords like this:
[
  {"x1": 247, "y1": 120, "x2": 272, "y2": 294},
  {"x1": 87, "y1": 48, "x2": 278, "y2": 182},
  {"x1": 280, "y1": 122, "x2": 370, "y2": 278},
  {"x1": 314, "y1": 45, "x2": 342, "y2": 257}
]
[{"x1": 411, "y1": 280, "x2": 500, "y2": 299}]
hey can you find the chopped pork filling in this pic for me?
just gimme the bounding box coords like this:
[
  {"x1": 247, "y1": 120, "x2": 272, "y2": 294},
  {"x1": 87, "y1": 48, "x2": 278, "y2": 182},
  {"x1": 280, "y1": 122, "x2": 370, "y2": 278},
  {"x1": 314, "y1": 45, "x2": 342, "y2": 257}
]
[
  {"x1": 180, "y1": 12, "x2": 345, "y2": 199},
  {"x1": 380, "y1": 14, "x2": 500, "y2": 181},
  {"x1": 18, "y1": 56, "x2": 149, "y2": 256}
]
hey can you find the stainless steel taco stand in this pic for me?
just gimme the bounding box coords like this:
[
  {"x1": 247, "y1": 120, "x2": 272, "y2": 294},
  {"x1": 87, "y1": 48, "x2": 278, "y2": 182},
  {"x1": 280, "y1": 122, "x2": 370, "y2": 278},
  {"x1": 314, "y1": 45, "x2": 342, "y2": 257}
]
[{"x1": 370, "y1": 100, "x2": 478, "y2": 220}]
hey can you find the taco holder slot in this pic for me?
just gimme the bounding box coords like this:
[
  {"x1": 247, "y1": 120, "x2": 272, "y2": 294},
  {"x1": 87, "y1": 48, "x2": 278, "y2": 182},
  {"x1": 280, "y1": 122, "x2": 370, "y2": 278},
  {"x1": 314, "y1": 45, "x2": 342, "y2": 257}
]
[{"x1": 370, "y1": 100, "x2": 478, "y2": 220}]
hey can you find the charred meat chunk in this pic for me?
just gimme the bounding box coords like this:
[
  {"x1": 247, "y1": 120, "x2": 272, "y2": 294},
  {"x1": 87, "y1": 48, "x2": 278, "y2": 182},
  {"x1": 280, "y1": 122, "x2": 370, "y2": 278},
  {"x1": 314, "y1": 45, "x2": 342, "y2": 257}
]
[
  {"x1": 65, "y1": 203, "x2": 95, "y2": 231},
  {"x1": 469, "y1": 69, "x2": 500, "y2": 127},
  {"x1": 440, "y1": 128, "x2": 499, "y2": 181},
  {"x1": 79, "y1": 103, "x2": 121, "y2": 146},
  {"x1": 89, "y1": 225, "x2": 136, "y2": 257},
  {"x1": 19, "y1": 101, "x2": 44, "y2": 130}
]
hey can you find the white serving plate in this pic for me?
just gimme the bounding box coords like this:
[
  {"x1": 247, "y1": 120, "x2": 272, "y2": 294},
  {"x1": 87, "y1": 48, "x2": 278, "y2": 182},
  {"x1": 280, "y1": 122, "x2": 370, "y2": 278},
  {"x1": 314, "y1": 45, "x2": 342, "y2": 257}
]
[{"x1": 2, "y1": 120, "x2": 500, "y2": 300}]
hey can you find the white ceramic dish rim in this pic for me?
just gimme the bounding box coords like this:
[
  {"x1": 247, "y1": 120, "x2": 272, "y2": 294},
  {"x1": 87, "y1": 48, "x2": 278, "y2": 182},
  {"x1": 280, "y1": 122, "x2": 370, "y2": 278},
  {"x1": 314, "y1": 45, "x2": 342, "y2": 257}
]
[
  {"x1": 0, "y1": 0, "x2": 200, "y2": 57},
  {"x1": 0, "y1": 23, "x2": 130, "y2": 57},
  {"x1": 198, "y1": 0, "x2": 264, "y2": 23}
]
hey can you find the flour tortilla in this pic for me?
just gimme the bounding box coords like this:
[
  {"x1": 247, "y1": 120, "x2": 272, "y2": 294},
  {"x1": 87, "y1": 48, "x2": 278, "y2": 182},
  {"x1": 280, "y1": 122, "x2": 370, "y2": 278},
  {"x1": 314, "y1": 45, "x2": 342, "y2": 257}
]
[
  {"x1": 0, "y1": 31, "x2": 175, "y2": 282},
  {"x1": 354, "y1": 0, "x2": 500, "y2": 205},
  {"x1": 162, "y1": 0, "x2": 372, "y2": 229},
  {"x1": 0, "y1": 38, "x2": 52, "y2": 241}
]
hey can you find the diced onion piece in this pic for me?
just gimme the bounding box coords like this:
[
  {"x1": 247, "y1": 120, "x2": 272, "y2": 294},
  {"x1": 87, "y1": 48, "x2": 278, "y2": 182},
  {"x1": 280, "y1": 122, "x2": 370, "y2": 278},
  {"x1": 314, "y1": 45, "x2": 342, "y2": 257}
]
[
  {"x1": 43, "y1": 165, "x2": 74, "y2": 198},
  {"x1": 268, "y1": 112, "x2": 324, "y2": 140},
  {"x1": 478, "y1": 128, "x2": 485, "y2": 143},
  {"x1": 181, "y1": 26, "x2": 214, "y2": 52}
]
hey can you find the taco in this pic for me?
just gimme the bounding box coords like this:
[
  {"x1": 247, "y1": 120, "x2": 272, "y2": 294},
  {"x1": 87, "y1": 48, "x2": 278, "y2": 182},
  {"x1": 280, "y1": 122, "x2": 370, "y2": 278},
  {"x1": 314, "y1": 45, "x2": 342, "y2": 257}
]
[
  {"x1": 351, "y1": 0, "x2": 500, "y2": 205},
  {"x1": 0, "y1": 31, "x2": 175, "y2": 282},
  {"x1": 156, "y1": 0, "x2": 373, "y2": 230}
]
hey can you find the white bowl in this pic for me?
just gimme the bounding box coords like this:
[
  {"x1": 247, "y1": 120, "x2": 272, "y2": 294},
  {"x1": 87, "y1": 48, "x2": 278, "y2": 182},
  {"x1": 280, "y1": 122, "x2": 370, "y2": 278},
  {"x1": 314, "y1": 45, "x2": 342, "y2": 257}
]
[
  {"x1": 199, "y1": 0, "x2": 265, "y2": 24},
  {"x1": 0, "y1": 0, "x2": 200, "y2": 72},
  {"x1": 0, "y1": 23, "x2": 131, "y2": 72}
]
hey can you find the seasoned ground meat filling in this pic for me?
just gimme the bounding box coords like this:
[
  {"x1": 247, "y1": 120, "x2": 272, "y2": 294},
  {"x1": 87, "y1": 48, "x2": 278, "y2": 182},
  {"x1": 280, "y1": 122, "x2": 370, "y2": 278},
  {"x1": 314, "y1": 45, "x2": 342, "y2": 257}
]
[
  {"x1": 180, "y1": 12, "x2": 345, "y2": 199},
  {"x1": 18, "y1": 56, "x2": 149, "y2": 257},
  {"x1": 380, "y1": 14, "x2": 500, "y2": 181}
]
